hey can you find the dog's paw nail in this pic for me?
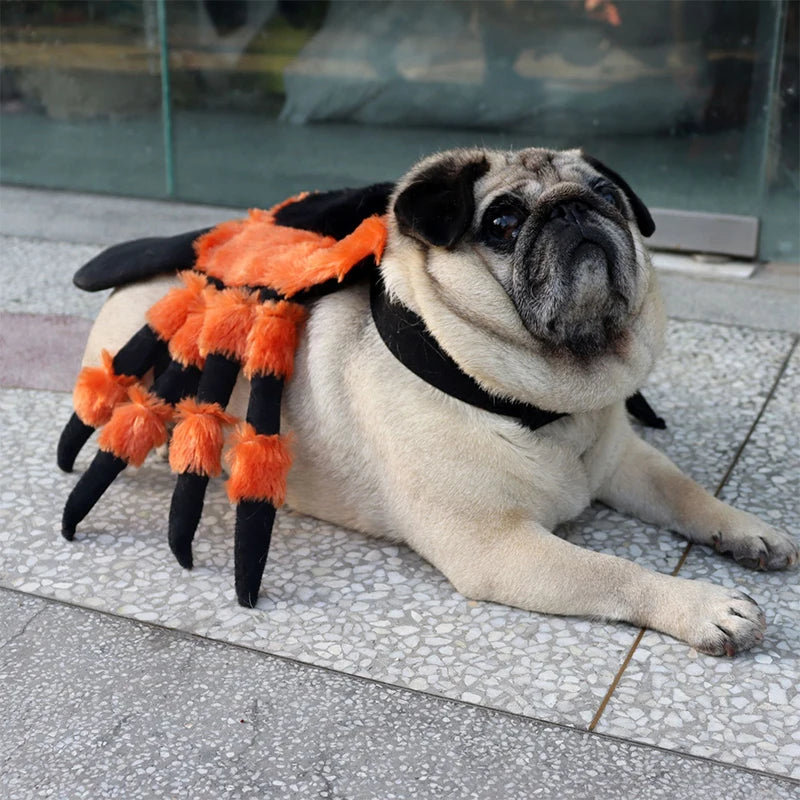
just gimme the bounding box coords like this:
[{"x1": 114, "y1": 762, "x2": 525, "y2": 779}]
[
  {"x1": 723, "y1": 640, "x2": 735, "y2": 657},
  {"x1": 687, "y1": 584, "x2": 766, "y2": 656}
]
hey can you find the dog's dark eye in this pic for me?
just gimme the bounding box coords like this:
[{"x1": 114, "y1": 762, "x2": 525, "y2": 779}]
[
  {"x1": 491, "y1": 212, "x2": 522, "y2": 240},
  {"x1": 483, "y1": 206, "x2": 524, "y2": 245},
  {"x1": 595, "y1": 184, "x2": 621, "y2": 210}
]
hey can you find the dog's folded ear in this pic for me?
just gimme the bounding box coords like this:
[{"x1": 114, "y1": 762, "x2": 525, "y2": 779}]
[
  {"x1": 394, "y1": 155, "x2": 490, "y2": 249},
  {"x1": 582, "y1": 154, "x2": 656, "y2": 238}
]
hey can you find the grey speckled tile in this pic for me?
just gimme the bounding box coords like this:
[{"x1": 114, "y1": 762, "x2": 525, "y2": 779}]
[
  {"x1": 0, "y1": 235, "x2": 108, "y2": 319},
  {"x1": 3, "y1": 589, "x2": 799, "y2": 800},
  {"x1": 596, "y1": 346, "x2": 800, "y2": 779},
  {"x1": 0, "y1": 185, "x2": 238, "y2": 246},
  {"x1": 0, "y1": 320, "x2": 793, "y2": 735}
]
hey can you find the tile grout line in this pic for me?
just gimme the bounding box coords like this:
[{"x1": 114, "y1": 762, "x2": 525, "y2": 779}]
[
  {"x1": 2, "y1": 584, "x2": 798, "y2": 789},
  {"x1": 588, "y1": 334, "x2": 799, "y2": 733},
  {"x1": 587, "y1": 627, "x2": 646, "y2": 731},
  {"x1": 705, "y1": 334, "x2": 799, "y2": 502}
]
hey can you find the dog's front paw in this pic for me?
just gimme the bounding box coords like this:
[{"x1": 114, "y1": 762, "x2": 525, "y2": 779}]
[
  {"x1": 680, "y1": 581, "x2": 766, "y2": 656},
  {"x1": 651, "y1": 577, "x2": 766, "y2": 656},
  {"x1": 711, "y1": 514, "x2": 798, "y2": 571}
]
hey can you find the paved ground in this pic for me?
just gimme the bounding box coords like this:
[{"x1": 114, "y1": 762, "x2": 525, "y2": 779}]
[{"x1": 1, "y1": 186, "x2": 798, "y2": 799}]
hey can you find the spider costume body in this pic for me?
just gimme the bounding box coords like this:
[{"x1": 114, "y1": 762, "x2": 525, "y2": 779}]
[{"x1": 58, "y1": 183, "x2": 664, "y2": 608}]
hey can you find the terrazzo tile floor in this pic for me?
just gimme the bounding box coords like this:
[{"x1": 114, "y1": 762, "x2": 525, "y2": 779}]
[{"x1": 1, "y1": 190, "x2": 798, "y2": 798}]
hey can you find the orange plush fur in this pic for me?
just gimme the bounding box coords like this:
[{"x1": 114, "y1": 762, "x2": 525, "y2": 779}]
[
  {"x1": 199, "y1": 287, "x2": 259, "y2": 361},
  {"x1": 225, "y1": 425, "x2": 293, "y2": 505},
  {"x1": 194, "y1": 209, "x2": 386, "y2": 296},
  {"x1": 273, "y1": 215, "x2": 387, "y2": 298},
  {"x1": 244, "y1": 301, "x2": 307, "y2": 380},
  {"x1": 73, "y1": 350, "x2": 137, "y2": 427},
  {"x1": 147, "y1": 271, "x2": 208, "y2": 341},
  {"x1": 169, "y1": 400, "x2": 236, "y2": 477},
  {"x1": 167, "y1": 284, "x2": 211, "y2": 368},
  {"x1": 97, "y1": 385, "x2": 173, "y2": 467},
  {"x1": 80, "y1": 196, "x2": 386, "y2": 506}
]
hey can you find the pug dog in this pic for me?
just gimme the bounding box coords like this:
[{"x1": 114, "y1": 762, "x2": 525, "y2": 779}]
[{"x1": 81, "y1": 147, "x2": 797, "y2": 656}]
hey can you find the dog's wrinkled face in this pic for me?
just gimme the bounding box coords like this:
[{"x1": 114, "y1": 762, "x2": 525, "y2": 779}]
[{"x1": 393, "y1": 148, "x2": 655, "y2": 360}]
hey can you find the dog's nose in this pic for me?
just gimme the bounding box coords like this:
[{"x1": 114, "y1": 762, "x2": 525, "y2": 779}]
[{"x1": 549, "y1": 200, "x2": 589, "y2": 227}]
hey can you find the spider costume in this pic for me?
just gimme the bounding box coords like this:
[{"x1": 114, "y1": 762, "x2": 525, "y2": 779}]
[{"x1": 57, "y1": 183, "x2": 664, "y2": 608}]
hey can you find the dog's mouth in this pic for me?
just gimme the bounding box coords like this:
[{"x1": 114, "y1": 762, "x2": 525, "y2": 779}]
[{"x1": 511, "y1": 203, "x2": 639, "y2": 359}]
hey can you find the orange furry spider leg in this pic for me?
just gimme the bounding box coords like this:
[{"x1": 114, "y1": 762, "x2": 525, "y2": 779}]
[
  {"x1": 225, "y1": 299, "x2": 305, "y2": 607},
  {"x1": 166, "y1": 285, "x2": 256, "y2": 570}
]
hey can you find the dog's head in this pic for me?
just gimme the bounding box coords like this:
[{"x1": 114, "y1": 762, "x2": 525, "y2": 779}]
[
  {"x1": 383, "y1": 148, "x2": 665, "y2": 411},
  {"x1": 392, "y1": 147, "x2": 655, "y2": 359}
]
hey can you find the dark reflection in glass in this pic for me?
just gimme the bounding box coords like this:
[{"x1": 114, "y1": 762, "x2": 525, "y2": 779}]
[
  {"x1": 1, "y1": 0, "x2": 167, "y2": 197},
  {"x1": 761, "y1": 1, "x2": 799, "y2": 262},
  {"x1": 1, "y1": 0, "x2": 796, "y2": 261}
]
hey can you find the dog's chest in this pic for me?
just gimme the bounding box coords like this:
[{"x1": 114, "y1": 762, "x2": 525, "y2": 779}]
[{"x1": 283, "y1": 289, "x2": 619, "y2": 536}]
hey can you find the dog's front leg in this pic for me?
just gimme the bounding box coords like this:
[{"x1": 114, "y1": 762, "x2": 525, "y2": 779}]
[
  {"x1": 596, "y1": 432, "x2": 798, "y2": 570},
  {"x1": 424, "y1": 521, "x2": 766, "y2": 655}
]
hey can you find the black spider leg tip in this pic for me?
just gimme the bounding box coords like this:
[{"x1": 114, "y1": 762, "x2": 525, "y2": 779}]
[
  {"x1": 168, "y1": 353, "x2": 240, "y2": 571},
  {"x1": 62, "y1": 451, "x2": 127, "y2": 540},
  {"x1": 235, "y1": 500, "x2": 277, "y2": 608},
  {"x1": 148, "y1": 358, "x2": 203, "y2": 570},
  {"x1": 57, "y1": 325, "x2": 166, "y2": 473},
  {"x1": 626, "y1": 391, "x2": 667, "y2": 430},
  {"x1": 57, "y1": 414, "x2": 95, "y2": 473},
  {"x1": 60, "y1": 357, "x2": 200, "y2": 542},
  {"x1": 234, "y1": 373, "x2": 283, "y2": 609}
]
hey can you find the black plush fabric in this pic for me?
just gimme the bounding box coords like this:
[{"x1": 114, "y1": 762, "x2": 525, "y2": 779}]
[
  {"x1": 168, "y1": 473, "x2": 210, "y2": 569},
  {"x1": 111, "y1": 325, "x2": 165, "y2": 378},
  {"x1": 246, "y1": 374, "x2": 283, "y2": 434},
  {"x1": 273, "y1": 183, "x2": 394, "y2": 238},
  {"x1": 151, "y1": 360, "x2": 203, "y2": 406},
  {"x1": 61, "y1": 450, "x2": 127, "y2": 540},
  {"x1": 57, "y1": 414, "x2": 95, "y2": 473},
  {"x1": 229, "y1": 370, "x2": 285, "y2": 607},
  {"x1": 194, "y1": 353, "x2": 240, "y2": 405},
  {"x1": 73, "y1": 229, "x2": 211, "y2": 292},
  {"x1": 234, "y1": 501, "x2": 277, "y2": 608}
]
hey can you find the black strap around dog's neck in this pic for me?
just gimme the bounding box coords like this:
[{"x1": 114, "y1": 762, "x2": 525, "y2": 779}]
[
  {"x1": 369, "y1": 278, "x2": 566, "y2": 433},
  {"x1": 369, "y1": 278, "x2": 666, "y2": 433}
]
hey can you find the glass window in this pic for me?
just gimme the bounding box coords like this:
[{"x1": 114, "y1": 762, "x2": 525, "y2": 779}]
[
  {"x1": 1, "y1": 0, "x2": 167, "y2": 197},
  {"x1": 1, "y1": 0, "x2": 797, "y2": 262}
]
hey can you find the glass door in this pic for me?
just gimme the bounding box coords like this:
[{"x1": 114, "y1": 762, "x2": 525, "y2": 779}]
[{"x1": 1, "y1": 0, "x2": 797, "y2": 262}]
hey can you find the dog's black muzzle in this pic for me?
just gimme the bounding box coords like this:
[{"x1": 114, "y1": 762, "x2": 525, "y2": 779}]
[
  {"x1": 515, "y1": 188, "x2": 636, "y2": 298},
  {"x1": 509, "y1": 188, "x2": 640, "y2": 357}
]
